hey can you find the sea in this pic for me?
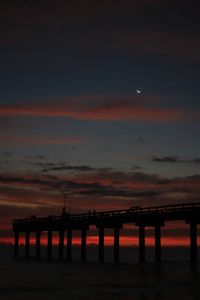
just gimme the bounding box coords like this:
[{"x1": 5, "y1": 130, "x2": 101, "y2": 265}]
[{"x1": 0, "y1": 244, "x2": 200, "y2": 300}]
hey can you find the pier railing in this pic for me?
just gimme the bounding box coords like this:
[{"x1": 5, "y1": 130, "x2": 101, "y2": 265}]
[{"x1": 13, "y1": 202, "x2": 200, "y2": 225}]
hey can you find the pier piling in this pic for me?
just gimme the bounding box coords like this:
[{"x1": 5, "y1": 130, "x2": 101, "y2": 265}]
[
  {"x1": 36, "y1": 231, "x2": 41, "y2": 259},
  {"x1": 139, "y1": 225, "x2": 145, "y2": 263},
  {"x1": 81, "y1": 229, "x2": 87, "y2": 261},
  {"x1": 58, "y1": 230, "x2": 64, "y2": 260},
  {"x1": 47, "y1": 230, "x2": 52, "y2": 260},
  {"x1": 114, "y1": 227, "x2": 120, "y2": 262},
  {"x1": 190, "y1": 223, "x2": 197, "y2": 264},
  {"x1": 25, "y1": 231, "x2": 30, "y2": 258},
  {"x1": 99, "y1": 227, "x2": 104, "y2": 262},
  {"x1": 14, "y1": 231, "x2": 19, "y2": 257},
  {"x1": 67, "y1": 229, "x2": 72, "y2": 261},
  {"x1": 155, "y1": 225, "x2": 161, "y2": 262}
]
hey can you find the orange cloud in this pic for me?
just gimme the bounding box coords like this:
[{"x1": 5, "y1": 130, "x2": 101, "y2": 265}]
[{"x1": 0, "y1": 96, "x2": 195, "y2": 123}]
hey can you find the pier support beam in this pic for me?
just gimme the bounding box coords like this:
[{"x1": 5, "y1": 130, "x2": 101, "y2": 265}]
[
  {"x1": 14, "y1": 231, "x2": 19, "y2": 257},
  {"x1": 67, "y1": 229, "x2": 72, "y2": 261},
  {"x1": 47, "y1": 230, "x2": 52, "y2": 260},
  {"x1": 81, "y1": 229, "x2": 87, "y2": 261},
  {"x1": 99, "y1": 227, "x2": 104, "y2": 262},
  {"x1": 155, "y1": 226, "x2": 161, "y2": 262},
  {"x1": 190, "y1": 223, "x2": 197, "y2": 264},
  {"x1": 25, "y1": 231, "x2": 30, "y2": 258},
  {"x1": 139, "y1": 225, "x2": 145, "y2": 263},
  {"x1": 36, "y1": 231, "x2": 41, "y2": 259},
  {"x1": 58, "y1": 230, "x2": 64, "y2": 260},
  {"x1": 114, "y1": 227, "x2": 120, "y2": 262}
]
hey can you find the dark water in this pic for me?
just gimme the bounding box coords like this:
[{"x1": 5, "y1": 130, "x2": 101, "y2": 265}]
[{"x1": 0, "y1": 245, "x2": 200, "y2": 300}]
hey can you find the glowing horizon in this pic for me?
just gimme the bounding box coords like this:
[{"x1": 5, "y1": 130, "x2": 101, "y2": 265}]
[{"x1": 1, "y1": 235, "x2": 200, "y2": 248}]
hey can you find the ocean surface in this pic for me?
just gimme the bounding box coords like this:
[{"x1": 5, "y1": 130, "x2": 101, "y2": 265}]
[{"x1": 0, "y1": 244, "x2": 200, "y2": 300}]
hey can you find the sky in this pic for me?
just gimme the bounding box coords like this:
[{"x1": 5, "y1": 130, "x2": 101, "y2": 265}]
[{"x1": 0, "y1": 0, "x2": 200, "y2": 245}]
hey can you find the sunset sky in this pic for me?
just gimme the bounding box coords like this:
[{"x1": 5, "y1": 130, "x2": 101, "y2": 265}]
[{"x1": 0, "y1": 0, "x2": 200, "y2": 245}]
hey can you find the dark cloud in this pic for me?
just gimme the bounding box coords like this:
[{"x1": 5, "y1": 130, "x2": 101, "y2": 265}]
[
  {"x1": 72, "y1": 146, "x2": 79, "y2": 152},
  {"x1": 0, "y1": 174, "x2": 53, "y2": 186},
  {"x1": 1, "y1": 170, "x2": 200, "y2": 202},
  {"x1": 42, "y1": 164, "x2": 97, "y2": 173},
  {"x1": 2, "y1": 152, "x2": 12, "y2": 158},
  {"x1": 97, "y1": 167, "x2": 113, "y2": 173},
  {"x1": 137, "y1": 137, "x2": 145, "y2": 143},
  {"x1": 24, "y1": 160, "x2": 113, "y2": 174},
  {"x1": 79, "y1": 188, "x2": 159, "y2": 198},
  {"x1": 152, "y1": 156, "x2": 200, "y2": 164},
  {"x1": 131, "y1": 165, "x2": 141, "y2": 170},
  {"x1": 185, "y1": 174, "x2": 200, "y2": 181},
  {"x1": 153, "y1": 156, "x2": 181, "y2": 163},
  {"x1": 194, "y1": 159, "x2": 200, "y2": 164},
  {"x1": 0, "y1": 173, "x2": 105, "y2": 193},
  {"x1": 25, "y1": 154, "x2": 46, "y2": 160},
  {"x1": 0, "y1": 172, "x2": 162, "y2": 201},
  {"x1": 96, "y1": 171, "x2": 161, "y2": 183},
  {"x1": 0, "y1": 202, "x2": 58, "y2": 219}
]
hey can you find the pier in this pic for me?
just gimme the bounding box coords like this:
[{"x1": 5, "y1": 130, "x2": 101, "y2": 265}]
[{"x1": 13, "y1": 203, "x2": 200, "y2": 264}]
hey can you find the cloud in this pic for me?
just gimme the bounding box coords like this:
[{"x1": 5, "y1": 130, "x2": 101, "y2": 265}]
[
  {"x1": 41, "y1": 164, "x2": 97, "y2": 173},
  {"x1": 1, "y1": 169, "x2": 200, "y2": 202},
  {"x1": 24, "y1": 161, "x2": 113, "y2": 174},
  {"x1": 131, "y1": 165, "x2": 141, "y2": 170},
  {"x1": 1, "y1": 152, "x2": 12, "y2": 158},
  {"x1": 79, "y1": 188, "x2": 159, "y2": 198},
  {"x1": 153, "y1": 156, "x2": 200, "y2": 164},
  {"x1": 0, "y1": 95, "x2": 196, "y2": 123},
  {"x1": 72, "y1": 146, "x2": 80, "y2": 152},
  {"x1": 25, "y1": 155, "x2": 46, "y2": 160},
  {"x1": 137, "y1": 137, "x2": 145, "y2": 143}
]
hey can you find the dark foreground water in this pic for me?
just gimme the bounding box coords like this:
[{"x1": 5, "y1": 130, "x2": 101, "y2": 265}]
[{"x1": 0, "y1": 245, "x2": 200, "y2": 300}]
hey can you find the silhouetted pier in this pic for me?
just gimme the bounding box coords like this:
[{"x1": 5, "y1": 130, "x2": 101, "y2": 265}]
[{"x1": 13, "y1": 203, "x2": 200, "y2": 264}]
